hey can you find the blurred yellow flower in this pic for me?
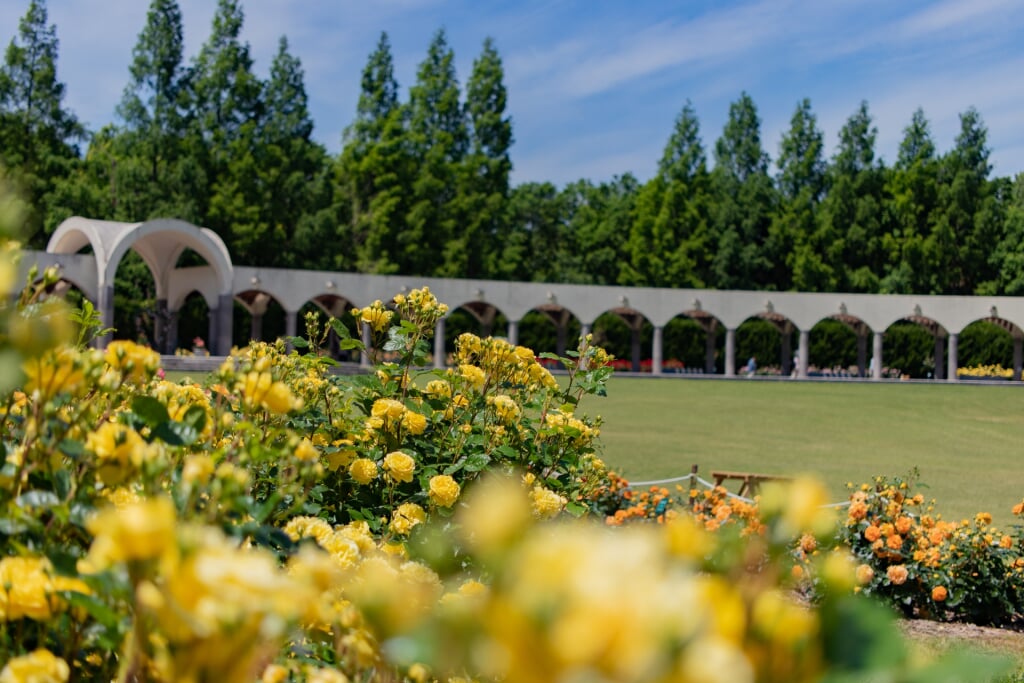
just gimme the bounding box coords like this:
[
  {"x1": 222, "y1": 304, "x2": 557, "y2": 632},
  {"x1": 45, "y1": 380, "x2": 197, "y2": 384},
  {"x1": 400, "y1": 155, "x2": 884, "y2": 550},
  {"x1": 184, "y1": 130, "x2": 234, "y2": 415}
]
[
  {"x1": 294, "y1": 438, "x2": 319, "y2": 462},
  {"x1": 105, "y1": 340, "x2": 161, "y2": 384},
  {"x1": 0, "y1": 649, "x2": 69, "y2": 683},
  {"x1": 83, "y1": 497, "x2": 177, "y2": 570},
  {"x1": 530, "y1": 485, "x2": 566, "y2": 519}
]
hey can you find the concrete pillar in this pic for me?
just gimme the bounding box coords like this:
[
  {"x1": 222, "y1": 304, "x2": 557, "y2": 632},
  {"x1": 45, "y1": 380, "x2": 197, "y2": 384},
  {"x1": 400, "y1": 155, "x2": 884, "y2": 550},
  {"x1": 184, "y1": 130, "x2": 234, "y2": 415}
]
[
  {"x1": 507, "y1": 320, "x2": 519, "y2": 347},
  {"x1": 96, "y1": 283, "x2": 114, "y2": 349},
  {"x1": 207, "y1": 306, "x2": 218, "y2": 356},
  {"x1": 556, "y1": 319, "x2": 567, "y2": 357},
  {"x1": 250, "y1": 313, "x2": 263, "y2": 344},
  {"x1": 725, "y1": 328, "x2": 736, "y2": 377},
  {"x1": 215, "y1": 294, "x2": 232, "y2": 356},
  {"x1": 154, "y1": 298, "x2": 168, "y2": 352},
  {"x1": 285, "y1": 310, "x2": 298, "y2": 339},
  {"x1": 947, "y1": 333, "x2": 958, "y2": 382},
  {"x1": 166, "y1": 310, "x2": 179, "y2": 354},
  {"x1": 631, "y1": 325, "x2": 642, "y2": 372},
  {"x1": 1014, "y1": 335, "x2": 1023, "y2": 381},
  {"x1": 872, "y1": 331, "x2": 883, "y2": 380},
  {"x1": 581, "y1": 323, "x2": 592, "y2": 339},
  {"x1": 856, "y1": 330, "x2": 868, "y2": 377},
  {"x1": 652, "y1": 325, "x2": 663, "y2": 375},
  {"x1": 705, "y1": 321, "x2": 717, "y2": 374},
  {"x1": 434, "y1": 318, "x2": 446, "y2": 369},
  {"x1": 781, "y1": 327, "x2": 792, "y2": 376},
  {"x1": 933, "y1": 335, "x2": 945, "y2": 380},
  {"x1": 798, "y1": 329, "x2": 810, "y2": 379}
]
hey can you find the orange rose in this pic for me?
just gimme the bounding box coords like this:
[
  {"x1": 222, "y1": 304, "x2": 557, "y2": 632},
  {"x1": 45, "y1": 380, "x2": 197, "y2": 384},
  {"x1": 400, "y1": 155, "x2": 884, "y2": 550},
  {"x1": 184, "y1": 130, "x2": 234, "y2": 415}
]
[
  {"x1": 931, "y1": 585, "x2": 948, "y2": 602},
  {"x1": 886, "y1": 565, "x2": 909, "y2": 585},
  {"x1": 895, "y1": 516, "x2": 912, "y2": 535},
  {"x1": 864, "y1": 525, "x2": 881, "y2": 542},
  {"x1": 886, "y1": 534, "x2": 903, "y2": 550}
]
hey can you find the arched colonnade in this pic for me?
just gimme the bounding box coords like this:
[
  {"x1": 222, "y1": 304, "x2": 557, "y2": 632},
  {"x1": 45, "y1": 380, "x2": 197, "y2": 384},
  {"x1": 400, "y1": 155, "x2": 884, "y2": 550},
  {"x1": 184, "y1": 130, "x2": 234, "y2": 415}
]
[{"x1": 21, "y1": 217, "x2": 1024, "y2": 381}]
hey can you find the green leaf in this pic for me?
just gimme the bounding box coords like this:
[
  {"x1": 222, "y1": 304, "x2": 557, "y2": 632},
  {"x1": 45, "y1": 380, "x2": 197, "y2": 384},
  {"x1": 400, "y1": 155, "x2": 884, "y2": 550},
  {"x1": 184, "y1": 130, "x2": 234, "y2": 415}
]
[
  {"x1": 287, "y1": 336, "x2": 310, "y2": 350},
  {"x1": 339, "y1": 338, "x2": 364, "y2": 351},
  {"x1": 131, "y1": 396, "x2": 170, "y2": 427},
  {"x1": 16, "y1": 490, "x2": 60, "y2": 508},
  {"x1": 463, "y1": 453, "x2": 491, "y2": 473},
  {"x1": 329, "y1": 317, "x2": 352, "y2": 340},
  {"x1": 65, "y1": 591, "x2": 123, "y2": 630},
  {"x1": 53, "y1": 468, "x2": 71, "y2": 500},
  {"x1": 58, "y1": 439, "x2": 84, "y2": 458},
  {"x1": 565, "y1": 501, "x2": 588, "y2": 517},
  {"x1": 151, "y1": 420, "x2": 198, "y2": 446},
  {"x1": 181, "y1": 404, "x2": 207, "y2": 434}
]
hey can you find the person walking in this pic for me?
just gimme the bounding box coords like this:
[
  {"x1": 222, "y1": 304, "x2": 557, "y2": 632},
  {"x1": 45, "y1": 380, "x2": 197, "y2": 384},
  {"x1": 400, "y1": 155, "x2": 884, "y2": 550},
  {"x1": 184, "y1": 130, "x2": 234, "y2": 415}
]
[{"x1": 745, "y1": 356, "x2": 757, "y2": 378}]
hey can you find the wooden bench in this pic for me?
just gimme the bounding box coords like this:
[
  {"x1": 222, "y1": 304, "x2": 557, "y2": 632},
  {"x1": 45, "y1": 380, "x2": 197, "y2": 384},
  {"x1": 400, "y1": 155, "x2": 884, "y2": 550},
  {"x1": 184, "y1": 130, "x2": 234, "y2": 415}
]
[{"x1": 710, "y1": 470, "x2": 792, "y2": 498}]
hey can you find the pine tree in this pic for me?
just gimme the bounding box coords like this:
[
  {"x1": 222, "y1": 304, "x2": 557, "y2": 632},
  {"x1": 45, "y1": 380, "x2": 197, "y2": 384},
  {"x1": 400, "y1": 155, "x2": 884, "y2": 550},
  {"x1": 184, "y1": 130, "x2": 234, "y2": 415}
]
[
  {"x1": 405, "y1": 29, "x2": 468, "y2": 276},
  {"x1": 881, "y1": 108, "x2": 939, "y2": 293},
  {"x1": 773, "y1": 98, "x2": 828, "y2": 290},
  {"x1": 339, "y1": 32, "x2": 411, "y2": 274},
  {"x1": 710, "y1": 92, "x2": 776, "y2": 289},
  {"x1": 817, "y1": 101, "x2": 886, "y2": 292},
  {"x1": 0, "y1": 0, "x2": 84, "y2": 243},
  {"x1": 622, "y1": 101, "x2": 710, "y2": 287},
  {"x1": 447, "y1": 37, "x2": 512, "y2": 278},
  {"x1": 112, "y1": 0, "x2": 199, "y2": 221}
]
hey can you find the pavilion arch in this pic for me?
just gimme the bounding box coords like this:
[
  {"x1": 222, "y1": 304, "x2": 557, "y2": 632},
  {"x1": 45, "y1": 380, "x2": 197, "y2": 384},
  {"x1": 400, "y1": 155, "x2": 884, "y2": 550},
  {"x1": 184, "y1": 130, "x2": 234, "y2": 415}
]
[
  {"x1": 733, "y1": 312, "x2": 799, "y2": 377},
  {"x1": 956, "y1": 316, "x2": 1024, "y2": 380},
  {"x1": 661, "y1": 310, "x2": 723, "y2": 374},
  {"x1": 805, "y1": 313, "x2": 875, "y2": 378},
  {"x1": 47, "y1": 217, "x2": 235, "y2": 354},
  {"x1": 591, "y1": 305, "x2": 652, "y2": 372},
  {"x1": 436, "y1": 301, "x2": 510, "y2": 367},
  {"x1": 520, "y1": 303, "x2": 582, "y2": 358},
  {"x1": 882, "y1": 315, "x2": 950, "y2": 380}
]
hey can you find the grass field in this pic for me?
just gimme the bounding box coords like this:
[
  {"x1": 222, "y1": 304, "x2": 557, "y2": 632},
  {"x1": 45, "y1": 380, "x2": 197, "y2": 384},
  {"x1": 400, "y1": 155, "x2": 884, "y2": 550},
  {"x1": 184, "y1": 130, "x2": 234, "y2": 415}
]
[{"x1": 588, "y1": 377, "x2": 1024, "y2": 526}]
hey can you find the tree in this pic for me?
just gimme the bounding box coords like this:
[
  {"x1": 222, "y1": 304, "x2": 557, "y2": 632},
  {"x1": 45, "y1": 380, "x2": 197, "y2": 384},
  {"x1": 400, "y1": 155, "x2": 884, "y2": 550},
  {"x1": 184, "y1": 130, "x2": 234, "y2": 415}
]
[
  {"x1": 881, "y1": 108, "x2": 939, "y2": 293},
  {"x1": 112, "y1": 0, "x2": 200, "y2": 221},
  {"x1": 0, "y1": 0, "x2": 84, "y2": 244},
  {"x1": 622, "y1": 101, "x2": 710, "y2": 287},
  {"x1": 502, "y1": 182, "x2": 567, "y2": 282},
  {"x1": 932, "y1": 108, "x2": 1000, "y2": 294},
  {"x1": 339, "y1": 32, "x2": 411, "y2": 274},
  {"x1": 710, "y1": 92, "x2": 777, "y2": 289},
  {"x1": 260, "y1": 37, "x2": 334, "y2": 270},
  {"x1": 560, "y1": 175, "x2": 637, "y2": 284},
  {"x1": 816, "y1": 101, "x2": 887, "y2": 291},
  {"x1": 405, "y1": 29, "x2": 468, "y2": 276},
  {"x1": 773, "y1": 98, "x2": 828, "y2": 290},
  {"x1": 447, "y1": 37, "x2": 513, "y2": 279}
]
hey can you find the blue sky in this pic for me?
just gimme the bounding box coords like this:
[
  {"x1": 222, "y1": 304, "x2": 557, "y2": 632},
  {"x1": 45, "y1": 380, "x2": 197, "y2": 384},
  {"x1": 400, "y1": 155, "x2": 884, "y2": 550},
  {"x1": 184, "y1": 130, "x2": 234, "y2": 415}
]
[{"x1": 3, "y1": 0, "x2": 1023, "y2": 186}]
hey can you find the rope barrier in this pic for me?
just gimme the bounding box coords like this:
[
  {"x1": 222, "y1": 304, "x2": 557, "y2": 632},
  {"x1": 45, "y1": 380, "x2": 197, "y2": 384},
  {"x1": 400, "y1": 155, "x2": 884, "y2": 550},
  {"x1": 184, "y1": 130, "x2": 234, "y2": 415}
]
[{"x1": 624, "y1": 470, "x2": 851, "y2": 508}]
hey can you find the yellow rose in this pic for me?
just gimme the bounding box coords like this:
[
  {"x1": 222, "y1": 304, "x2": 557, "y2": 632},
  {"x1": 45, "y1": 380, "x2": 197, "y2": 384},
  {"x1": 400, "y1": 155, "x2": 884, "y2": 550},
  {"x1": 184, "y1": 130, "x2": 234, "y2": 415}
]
[
  {"x1": 383, "y1": 451, "x2": 416, "y2": 483},
  {"x1": 0, "y1": 649, "x2": 69, "y2": 683},
  {"x1": 349, "y1": 458, "x2": 379, "y2": 485},
  {"x1": 428, "y1": 474, "x2": 461, "y2": 508},
  {"x1": 402, "y1": 410, "x2": 428, "y2": 435},
  {"x1": 372, "y1": 398, "x2": 406, "y2": 420},
  {"x1": 530, "y1": 485, "x2": 566, "y2": 519},
  {"x1": 390, "y1": 503, "x2": 426, "y2": 535}
]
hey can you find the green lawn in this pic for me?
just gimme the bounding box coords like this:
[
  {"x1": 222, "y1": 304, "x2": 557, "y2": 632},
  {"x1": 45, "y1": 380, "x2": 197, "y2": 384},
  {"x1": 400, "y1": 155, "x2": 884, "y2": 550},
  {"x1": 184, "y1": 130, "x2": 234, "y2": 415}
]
[{"x1": 587, "y1": 377, "x2": 1024, "y2": 525}]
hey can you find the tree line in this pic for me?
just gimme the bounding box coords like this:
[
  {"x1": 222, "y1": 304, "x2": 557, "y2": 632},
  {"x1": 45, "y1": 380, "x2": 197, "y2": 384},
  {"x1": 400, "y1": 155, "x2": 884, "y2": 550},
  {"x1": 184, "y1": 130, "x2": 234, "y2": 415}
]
[{"x1": 3, "y1": 0, "x2": 1024, "y2": 342}]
